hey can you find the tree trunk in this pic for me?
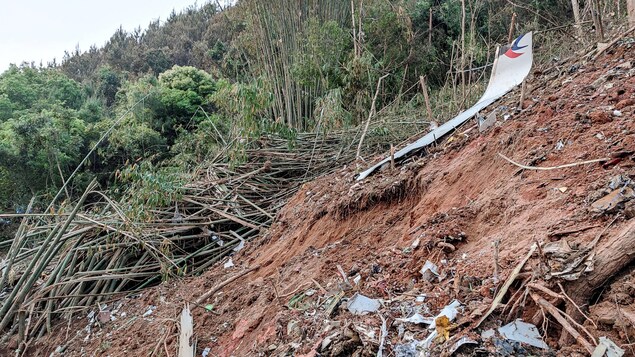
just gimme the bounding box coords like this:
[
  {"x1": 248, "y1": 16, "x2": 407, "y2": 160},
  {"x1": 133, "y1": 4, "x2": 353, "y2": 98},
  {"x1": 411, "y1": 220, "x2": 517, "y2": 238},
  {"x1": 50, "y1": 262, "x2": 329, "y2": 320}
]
[
  {"x1": 562, "y1": 218, "x2": 635, "y2": 348},
  {"x1": 570, "y1": 0, "x2": 583, "y2": 39},
  {"x1": 592, "y1": 0, "x2": 604, "y2": 41},
  {"x1": 460, "y1": 0, "x2": 466, "y2": 102},
  {"x1": 628, "y1": 0, "x2": 635, "y2": 27}
]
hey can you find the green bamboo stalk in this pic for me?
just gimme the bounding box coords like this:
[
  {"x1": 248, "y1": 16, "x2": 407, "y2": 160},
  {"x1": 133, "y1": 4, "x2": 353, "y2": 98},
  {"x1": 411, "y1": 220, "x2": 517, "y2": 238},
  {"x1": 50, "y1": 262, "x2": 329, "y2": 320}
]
[{"x1": 0, "y1": 179, "x2": 97, "y2": 332}]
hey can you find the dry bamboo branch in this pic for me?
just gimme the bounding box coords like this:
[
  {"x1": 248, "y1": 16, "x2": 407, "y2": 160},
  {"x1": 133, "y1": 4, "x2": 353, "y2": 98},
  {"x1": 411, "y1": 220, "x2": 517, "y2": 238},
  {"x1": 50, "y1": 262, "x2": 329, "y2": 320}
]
[
  {"x1": 356, "y1": 74, "x2": 390, "y2": 162},
  {"x1": 498, "y1": 153, "x2": 608, "y2": 170}
]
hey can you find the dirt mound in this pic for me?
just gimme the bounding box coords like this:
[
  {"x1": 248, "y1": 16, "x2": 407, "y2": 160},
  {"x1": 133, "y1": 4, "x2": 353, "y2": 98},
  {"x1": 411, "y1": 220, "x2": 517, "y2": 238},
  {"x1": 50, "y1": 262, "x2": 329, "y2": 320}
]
[{"x1": 16, "y1": 42, "x2": 635, "y2": 356}]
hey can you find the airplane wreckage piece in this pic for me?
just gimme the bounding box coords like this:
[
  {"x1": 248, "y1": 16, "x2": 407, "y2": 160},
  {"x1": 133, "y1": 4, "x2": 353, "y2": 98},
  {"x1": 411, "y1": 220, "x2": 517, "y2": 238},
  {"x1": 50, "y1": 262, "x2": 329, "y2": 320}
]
[{"x1": 357, "y1": 32, "x2": 533, "y2": 181}]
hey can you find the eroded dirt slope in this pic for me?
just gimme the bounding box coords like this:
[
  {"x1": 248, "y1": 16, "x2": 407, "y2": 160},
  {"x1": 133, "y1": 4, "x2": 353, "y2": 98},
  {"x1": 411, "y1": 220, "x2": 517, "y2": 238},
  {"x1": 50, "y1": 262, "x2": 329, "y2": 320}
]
[{"x1": 22, "y1": 42, "x2": 635, "y2": 356}]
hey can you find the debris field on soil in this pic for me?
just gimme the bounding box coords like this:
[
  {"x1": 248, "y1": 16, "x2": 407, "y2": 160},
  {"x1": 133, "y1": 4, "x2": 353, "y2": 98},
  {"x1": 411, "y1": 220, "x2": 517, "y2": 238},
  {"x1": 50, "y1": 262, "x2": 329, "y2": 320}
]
[{"x1": 10, "y1": 40, "x2": 635, "y2": 356}]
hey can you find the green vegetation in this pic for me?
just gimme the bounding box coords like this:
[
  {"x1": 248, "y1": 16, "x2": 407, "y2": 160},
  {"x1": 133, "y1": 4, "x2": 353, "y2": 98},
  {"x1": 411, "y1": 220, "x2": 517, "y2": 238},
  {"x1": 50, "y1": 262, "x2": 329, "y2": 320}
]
[{"x1": 0, "y1": 0, "x2": 628, "y2": 211}]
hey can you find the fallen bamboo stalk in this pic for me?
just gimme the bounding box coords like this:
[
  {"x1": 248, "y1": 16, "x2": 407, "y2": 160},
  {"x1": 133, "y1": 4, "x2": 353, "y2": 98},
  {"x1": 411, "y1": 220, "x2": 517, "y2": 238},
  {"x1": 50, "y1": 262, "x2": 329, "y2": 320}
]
[{"x1": 0, "y1": 179, "x2": 97, "y2": 332}]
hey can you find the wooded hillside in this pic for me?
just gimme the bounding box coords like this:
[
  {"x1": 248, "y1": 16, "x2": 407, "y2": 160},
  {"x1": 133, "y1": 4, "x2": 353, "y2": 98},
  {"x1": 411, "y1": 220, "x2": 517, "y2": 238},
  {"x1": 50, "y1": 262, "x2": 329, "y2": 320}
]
[{"x1": 0, "y1": 0, "x2": 627, "y2": 213}]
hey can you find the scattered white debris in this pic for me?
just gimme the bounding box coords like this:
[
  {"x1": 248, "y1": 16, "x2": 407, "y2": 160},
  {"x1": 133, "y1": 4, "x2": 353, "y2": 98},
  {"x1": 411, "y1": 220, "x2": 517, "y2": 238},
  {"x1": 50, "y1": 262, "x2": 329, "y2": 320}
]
[
  {"x1": 347, "y1": 293, "x2": 380, "y2": 315},
  {"x1": 142, "y1": 305, "x2": 157, "y2": 318},
  {"x1": 233, "y1": 238, "x2": 245, "y2": 252},
  {"x1": 420, "y1": 260, "x2": 439, "y2": 282},
  {"x1": 592, "y1": 336, "x2": 625, "y2": 357},
  {"x1": 419, "y1": 300, "x2": 463, "y2": 350},
  {"x1": 555, "y1": 140, "x2": 565, "y2": 150},
  {"x1": 396, "y1": 312, "x2": 433, "y2": 325},
  {"x1": 481, "y1": 329, "x2": 496, "y2": 339},
  {"x1": 223, "y1": 258, "x2": 234, "y2": 269},
  {"x1": 87, "y1": 311, "x2": 95, "y2": 323},
  {"x1": 321, "y1": 332, "x2": 338, "y2": 351},
  {"x1": 613, "y1": 110, "x2": 623, "y2": 117},
  {"x1": 202, "y1": 347, "x2": 211, "y2": 357},
  {"x1": 377, "y1": 313, "x2": 388, "y2": 357},
  {"x1": 450, "y1": 336, "x2": 478, "y2": 354},
  {"x1": 394, "y1": 340, "x2": 423, "y2": 357},
  {"x1": 498, "y1": 319, "x2": 549, "y2": 349},
  {"x1": 353, "y1": 275, "x2": 361, "y2": 285},
  {"x1": 429, "y1": 300, "x2": 461, "y2": 329}
]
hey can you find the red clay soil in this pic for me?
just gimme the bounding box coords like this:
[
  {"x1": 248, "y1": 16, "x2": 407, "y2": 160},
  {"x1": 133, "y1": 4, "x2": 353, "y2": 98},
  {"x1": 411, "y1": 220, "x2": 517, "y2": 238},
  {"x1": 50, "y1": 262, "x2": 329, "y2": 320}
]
[{"x1": 14, "y1": 42, "x2": 635, "y2": 357}]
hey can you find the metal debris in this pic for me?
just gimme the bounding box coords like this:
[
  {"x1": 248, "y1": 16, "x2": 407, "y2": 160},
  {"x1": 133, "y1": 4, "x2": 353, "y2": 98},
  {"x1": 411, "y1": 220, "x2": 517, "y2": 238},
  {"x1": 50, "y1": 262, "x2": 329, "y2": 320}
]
[
  {"x1": 396, "y1": 312, "x2": 433, "y2": 325},
  {"x1": 449, "y1": 336, "x2": 478, "y2": 354},
  {"x1": 498, "y1": 319, "x2": 549, "y2": 349},
  {"x1": 591, "y1": 337, "x2": 625, "y2": 357},
  {"x1": 357, "y1": 32, "x2": 534, "y2": 180},
  {"x1": 592, "y1": 187, "x2": 635, "y2": 212},
  {"x1": 347, "y1": 293, "x2": 380, "y2": 315},
  {"x1": 420, "y1": 260, "x2": 439, "y2": 282},
  {"x1": 142, "y1": 305, "x2": 156, "y2": 318}
]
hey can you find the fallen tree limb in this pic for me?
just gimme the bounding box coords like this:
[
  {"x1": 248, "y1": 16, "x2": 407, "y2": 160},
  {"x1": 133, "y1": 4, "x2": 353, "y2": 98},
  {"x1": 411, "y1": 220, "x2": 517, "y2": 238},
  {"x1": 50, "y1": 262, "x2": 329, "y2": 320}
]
[
  {"x1": 528, "y1": 284, "x2": 597, "y2": 345},
  {"x1": 195, "y1": 265, "x2": 260, "y2": 305},
  {"x1": 530, "y1": 292, "x2": 594, "y2": 354},
  {"x1": 475, "y1": 243, "x2": 536, "y2": 327},
  {"x1": 593, "y1": 25, "x2": 635, "y2": 60},
  {"x1": 498, "y1": 153, "x2": 608, "y2": 171}
]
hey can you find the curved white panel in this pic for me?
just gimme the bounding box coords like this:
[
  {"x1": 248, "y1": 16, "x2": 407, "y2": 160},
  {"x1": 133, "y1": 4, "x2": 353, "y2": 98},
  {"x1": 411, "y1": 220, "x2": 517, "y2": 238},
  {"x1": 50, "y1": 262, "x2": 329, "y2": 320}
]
[{"x1": 357, "y1": 32, "x2": 533, "y2": 180}]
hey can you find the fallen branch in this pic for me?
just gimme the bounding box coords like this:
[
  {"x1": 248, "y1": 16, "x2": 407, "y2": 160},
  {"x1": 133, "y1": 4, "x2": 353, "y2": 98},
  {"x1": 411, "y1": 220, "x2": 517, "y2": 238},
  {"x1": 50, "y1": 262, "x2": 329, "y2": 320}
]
[
  {"x1": 593, "y1": 25, "x2": 635, "y2": 60},
  {"x1": 195, "y1": 265, "x2": 260, "y2": 305},
  {"x1": 476, "y1": 243, "x2": 536, "y2": 327},
  {"x1": 498, "y1": 153, "x2": 608, "y2": 171},
  {"x1": 528, "y1": 283, "x2": 597, "y2": 344},
  {"x1": 530, "y1": 292, "x2": 594, "y2": 354},
  {"x1": 547, "y1": 224, "x2": 602, "y2": 238}
]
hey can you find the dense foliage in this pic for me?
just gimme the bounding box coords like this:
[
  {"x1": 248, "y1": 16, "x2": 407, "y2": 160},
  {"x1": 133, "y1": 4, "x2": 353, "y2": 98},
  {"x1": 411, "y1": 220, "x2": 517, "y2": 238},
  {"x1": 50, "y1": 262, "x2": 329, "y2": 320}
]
[{"x1": 0, "y1": 0, "x2": 627, "y2": 210}]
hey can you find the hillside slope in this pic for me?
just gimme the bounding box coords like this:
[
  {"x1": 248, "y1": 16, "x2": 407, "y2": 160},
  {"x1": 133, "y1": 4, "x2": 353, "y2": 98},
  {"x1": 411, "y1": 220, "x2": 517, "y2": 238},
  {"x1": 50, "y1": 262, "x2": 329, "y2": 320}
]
[{"x1": 22, "y1": 40, "x2": 635, "y2": 357}]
